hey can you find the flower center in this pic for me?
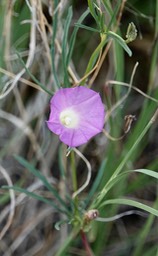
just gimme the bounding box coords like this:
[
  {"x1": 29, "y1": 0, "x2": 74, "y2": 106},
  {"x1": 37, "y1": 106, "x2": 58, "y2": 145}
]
[{"x1": 59, "y1": 108, "x2": 79, "y2": 128}]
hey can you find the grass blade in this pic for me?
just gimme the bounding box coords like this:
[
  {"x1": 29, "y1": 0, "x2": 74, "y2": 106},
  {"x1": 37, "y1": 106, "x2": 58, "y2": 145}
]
[
  {"x1": 74, "y1": 23, "x2": 99, "y2": 33},
  {"x1": 14, "y1": 155, "x2": 69, "y2": 212},
  {"x1": 51, "y1": 0, "x2": 60, "y2": 88},
  {"x1": 105, "y1": 169, "x2": 158, "y2": 197},
  {"x1": 62, "y1": 6, "x2": 73, "y2": 87},
  {"x1": 67, "y1": 9, "x2": 90, "y2": 65},
  {"x1": 2, "y1": 185, "x2": 68, "y2": 214},
  {"x1": 87, "y1": 0, "x2": 99, "y2": 25}
]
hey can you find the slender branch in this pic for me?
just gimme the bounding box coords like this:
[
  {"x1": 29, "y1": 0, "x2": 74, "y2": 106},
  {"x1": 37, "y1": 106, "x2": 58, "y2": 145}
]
[{"x1": 0, "y1": 165, "x2": 15, "y2": 240}]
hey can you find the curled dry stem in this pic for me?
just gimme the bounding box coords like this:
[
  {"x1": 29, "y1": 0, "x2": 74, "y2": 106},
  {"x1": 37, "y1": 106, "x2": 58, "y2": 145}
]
[
  {"x1": 105, "y1": 62, "x2": 139, "y2": 123},
  {"x1": 72, "y1": 148, "x2": 92, "y2": 199},
  {"x1": 96, "y1": 209, "x2": 148, "y2": 222},
  {"x1": 103, "y1": 62, "x2": 139, "y2": 141},
  {"x1": 106, "y1": 80, "x2": 158, "y2": 104}
]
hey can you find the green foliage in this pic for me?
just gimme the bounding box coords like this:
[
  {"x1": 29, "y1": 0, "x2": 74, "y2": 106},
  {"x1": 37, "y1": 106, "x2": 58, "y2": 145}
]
[
  {"x1": 2, "y1": 185, "x2": 67, "y2": 214},
  {"x1": 13, "y1": 155, "x2": 69, "y2": 214}
]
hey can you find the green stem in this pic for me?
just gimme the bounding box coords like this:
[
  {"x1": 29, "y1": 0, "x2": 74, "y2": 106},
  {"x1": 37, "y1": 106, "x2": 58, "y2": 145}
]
[
  {"x1": 55, "y1": 228, "x2": 79, "y2": 256},
  {"x1": 80, "y1": 229, "x2": 94, "y2": 256},
  {"x1": 70, "y1": 150, "x2": 79, "y2": 215}
]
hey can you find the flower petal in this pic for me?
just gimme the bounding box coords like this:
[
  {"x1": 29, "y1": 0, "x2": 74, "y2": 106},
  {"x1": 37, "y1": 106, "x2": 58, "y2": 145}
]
[
  {"x1": 59, "y1": 128, "x2": 89, "y2": 147},
  {"x1": 46, "y1": 86, "x2": 105, "y2": 147}
]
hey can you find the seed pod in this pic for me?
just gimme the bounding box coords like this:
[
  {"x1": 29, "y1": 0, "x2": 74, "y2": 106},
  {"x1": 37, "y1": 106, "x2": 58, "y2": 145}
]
[{"x1": 84, "y1": 209, "x2": 99, "y2": 222}]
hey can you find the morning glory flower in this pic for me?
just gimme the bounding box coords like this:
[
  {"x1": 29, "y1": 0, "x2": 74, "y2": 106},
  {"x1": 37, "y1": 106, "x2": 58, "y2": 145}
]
[{"x1": 46, "y1": 86, "x2": 105, "y2": 147}]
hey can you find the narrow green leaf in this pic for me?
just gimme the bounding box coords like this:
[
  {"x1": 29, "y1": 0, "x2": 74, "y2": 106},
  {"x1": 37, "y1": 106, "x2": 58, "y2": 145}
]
[
  {"x1": 134, "y1": 169, "x2": 158, "y2": 179},
  {"x1": 74, "y1": 23, "x2": 99, "y2": 33},
  {"x1": 102, "y1": 0, "x2": 120, "y2": 29},
  {"x1": 87, "y1": 0, "x2": 99, "y2": 25},
  {"x1": 67, "y1": 9, "x2": 90, "y2": 65},
  {"x1": 108, "y1": 31, "x2": 132, "y2": 56},
  {"x1": 14, "y1": 155, "x2": 69, "y2": 212},
  {"x1": 54, "y1": 219, "x2": 69, "y2": 230},
  {"x1": 51, "y1": 0, "x2": 60, "y2": 88},
  {"x1": 106, "y1": 169, "x2": 158, "y2": 195},
  {"x1": 62, "y1": 6, "x2": 73, "y2": 87},
  {"x1": 100, "y1": 198, "x2": 158, "y2": 217},
  {"x1": 2, "y1": 185, "x2": 68, "y2": 214},
  {"x1": 113, "y1": 32, "x2": 124, "y2": 97}
]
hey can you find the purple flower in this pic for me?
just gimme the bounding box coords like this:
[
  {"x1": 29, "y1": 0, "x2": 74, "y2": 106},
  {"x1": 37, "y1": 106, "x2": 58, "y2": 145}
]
[{"x1": 46, "y1": 86, "x2": 105, "y2": 147}]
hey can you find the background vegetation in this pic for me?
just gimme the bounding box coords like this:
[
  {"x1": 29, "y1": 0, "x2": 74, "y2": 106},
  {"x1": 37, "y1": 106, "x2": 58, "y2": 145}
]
[{"x1": 0, "y1": 0, "x2": 158, "y2": 255}]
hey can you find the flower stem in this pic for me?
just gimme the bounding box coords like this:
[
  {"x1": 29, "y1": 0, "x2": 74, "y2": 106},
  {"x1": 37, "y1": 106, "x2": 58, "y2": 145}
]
[
  {"x1": 55, "y1": 228, "x2": 79, "y2": 256},
  {"x1": 80, "y1": 229, "x2": 94, "y2": 256},
  {"x1": 70, "y1": 150, "x2": 78, "y2": 215}
]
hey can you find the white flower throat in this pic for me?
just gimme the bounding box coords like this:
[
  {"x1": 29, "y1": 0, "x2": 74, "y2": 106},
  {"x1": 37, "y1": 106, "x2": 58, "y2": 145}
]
[{"x1": 59, "y1": 108, "x2": 79, "y2": 128}]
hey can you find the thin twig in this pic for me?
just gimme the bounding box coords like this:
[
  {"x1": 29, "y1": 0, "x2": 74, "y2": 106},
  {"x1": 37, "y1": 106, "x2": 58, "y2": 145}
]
[
  {"x1": 102, "y1": 62, "x2": 139, "y2": 141},
  {"x1": 88, "y1": 40, "x2": 112, "y2": 87},
  {"x1": 0, "y1": 67, "x2": 45, "y2": 92},
  {"x1": 36, "y1": 0, "x2": 52, "y2": 65},
  {"x1": 0, "y1": 165, "x2": 15, "y2": 240},
  {"x1": 106, "y1": 80, "x2": 158, "y2": 104},
  {"x1": 105, "y1": 62, "x2": 139, "y2": 123}
]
